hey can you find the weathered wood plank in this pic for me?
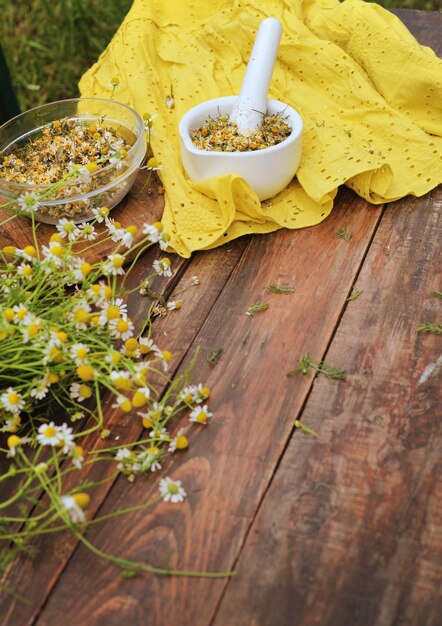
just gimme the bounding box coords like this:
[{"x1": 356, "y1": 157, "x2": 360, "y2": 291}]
[
  {"x1": 32, "y1": 189, "x2": 383, "y2": 626},
  {"x1": 212, "y1": 188, "x2": 442, "y2": 626}
]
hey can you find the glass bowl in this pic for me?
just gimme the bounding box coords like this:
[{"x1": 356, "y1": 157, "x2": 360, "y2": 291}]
[{"x1": 0, "y1": 98, "x2": 146, "y2": 224}]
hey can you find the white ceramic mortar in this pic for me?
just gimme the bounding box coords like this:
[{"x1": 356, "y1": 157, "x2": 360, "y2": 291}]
[
  {"x1": 179, "y1": 96, "x2": 303, "y2": 201},
  {"x1": 178, "y1": 18, "x2": 303, "y2": 201}
]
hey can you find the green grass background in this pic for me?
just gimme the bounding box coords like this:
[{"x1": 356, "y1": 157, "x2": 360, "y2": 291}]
[{"x1": 0, "y1": 0, "x2": 440, "y2": 112}]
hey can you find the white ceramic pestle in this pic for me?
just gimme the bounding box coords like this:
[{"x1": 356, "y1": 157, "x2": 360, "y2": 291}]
[
  {"x1": 230, "y1": 17, "x2": 282, "y2": 137},
  {"x1": 178, "y1": 18, "x2": 303, "y2": 201}
]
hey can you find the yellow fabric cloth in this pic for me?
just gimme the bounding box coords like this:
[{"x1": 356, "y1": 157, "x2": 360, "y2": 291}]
[{"x1": 80, "y1": 0, "x2": 442, "y2": 257}]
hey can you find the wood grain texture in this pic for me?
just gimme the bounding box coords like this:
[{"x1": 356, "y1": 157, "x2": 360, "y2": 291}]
[
  {"x1": 0, "y1": 171, "x2": 164, "y2": 265},
  {"x1": 211, "y1": 189, "x2": 442, "y2": 626},
  {"x1": 33, "y1": 190, "x2": 383, "y2": 626},
  {"x1": 0, "y1": 10, "x2": 439, "y2": 626}
]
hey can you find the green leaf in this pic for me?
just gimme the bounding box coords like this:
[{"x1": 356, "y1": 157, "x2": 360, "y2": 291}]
[
  {"x1": 266, "y1": 284, "x2": 294, "y2": 294},
  {"x1": 246, "y1": 302, "x2": 269, "y2": 316}
]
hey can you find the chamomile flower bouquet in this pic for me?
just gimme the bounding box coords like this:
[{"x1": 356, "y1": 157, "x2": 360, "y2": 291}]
[{"x1": 0, "y1": 114, "x2": 217, "y2": 579}]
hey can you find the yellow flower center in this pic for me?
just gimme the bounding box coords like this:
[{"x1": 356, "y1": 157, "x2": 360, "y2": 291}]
[
  {"x1": 147, "y1": 446, "x2": 160, "y2": 455},
  {"x1": 132, "y1": 389, "x2": 148, "y2": 408},
  {"x1": 43, "y1": 426, "x2": 57, "y2": 438},
  {"x1": 8, "y1": 392, "x2": 20, "y2": 405},
  {"x1": 4, "y1": 308, "x2": 15, "y2": 322},
  {"x1": 162, "y1": 350, "x2": 172, "y2": 363},
  {"x1": 50, "y1": 233, "x2": 63, "y2": 244},
  {"x1": 57, "y1": 331, "x2": 68, "y2": 343},
  {"x1": 50, "y1": 244, "x2": 63, "y2": 257},
  {"x1": 72, "y1": 492, "x2": 90, "y2": 509},
  {"x1": 2, "y1": 245, "x2": 16, "y2": 257},
  {"x1": 142, "y1": 416, "x2": 152, "y2": 429},
  {"x1": 125, "y1": 338, "x2": 138, "y2": 352},
  {"x1": 106, "y1": 305, "x2": 120, "y2": 320},
  {"x1": 47, "y1": 372, "x2": 59, "y2": 384},
  {"x1": 73, "y1": 445, "x2": 84, "y2": 458},
  {"x1": 126, "y1": 225, "x2": 137, "y2": 237},
  {"x1": 23, "y1": 245, "x2": 37, "y2": 258},
  {"x1": 152, "y1": 221, "x2": 163, "y2": 232},
  {"x1": 176, "y1": 435, "x2": 189, "y2": 450},
  {"x1": 7, "y1": 435, "x2": 21, "y2": 449},
  {"x1": 81, "y1": 262, "x2": 92, "y2": 276},
  {"x1": 160, "y1": 257, "x2": 171, "y2": 267},
  {"x1": 112, "y1": 256, "x2": 124, "y2": 268},
  {"x1": 85, "y1": 162, "x2": 99, "y2": 173},
  {"x1": 22, "y1": 266, "x2": 32, "y2": 277},
  {"x1": 196, "y1": 412, "x2": 208, "y2": 424},
  {"x1": 111, "y1": 351, "x2": 121, "y2": 364},
  {"x1": 77, "y1": 365, "x2": 94, "y2": 382},
  {"x1": 119, "y1": 398, "x2": 132, "y2": 413},
  {"x1": 27, "y1": 324, "x2": 40, "y2": 338},
  {"x1": 79, "y1": 384, "x2": 92, "y2": 399},
  {"x1": 116, "y1": 320, "x2": 129, "y2": 333},
  {"x1": 114, "y1": 376, "x2": 131, "y2": 391},
  {"x1": 74, "y1": 309, "x2": 89, "y2": 324},
  {"x1": 76, "y1": 347, "x2": 88, "y2": 359}
]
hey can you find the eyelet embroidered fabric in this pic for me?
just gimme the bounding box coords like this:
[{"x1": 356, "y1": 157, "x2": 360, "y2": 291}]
[{"x1": 80, "y1": 0, "x2": 442, "y2": 258}]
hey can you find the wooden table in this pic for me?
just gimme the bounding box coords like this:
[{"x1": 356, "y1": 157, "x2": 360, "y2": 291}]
[{"x1": 1, "y1": 9, "x2": 441, "y2": 626}]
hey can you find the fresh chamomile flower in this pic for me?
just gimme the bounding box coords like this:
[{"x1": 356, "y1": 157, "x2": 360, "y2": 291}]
[
  {"x1": 77, "y1": 222, "x2": 97, "y2": 241},
  {"x1": 166, "y1": 300, "x2": 182, "y2": 311},
  {"x1": 16, "y1": 263, "x2": 33, "y2": 278},
  {"x1": 102, "y1": 254, "x2": 125, "y2": 276},
  {"x1": 56, "y1": 218, "x2": 80, "y2": 241},
  {"x1": 152, "y1": 347, "x2": 173, "y2": 372},
  {"x1": 6, "y1": 435, "x2": 22, "y2": 457},
  {"x1": 109, "y1": 369, "x2": 132, "y2": 391},
  {"x1": 17, "y1": 192, "x2": 40, "y2": 214},
  {"x1": 109, "y1": 315, "x2": 134, "y2": 340},
  {"x1": 69, "y1": 382, "x2": 93, "y2": 402},
  {"x1": 189, "y1": 404, "x2": 213, "y2": 425},
  {"x1": 91, "y1": 206, "x2": 109, "y2": 223},
  {"x1": 142, "y1": 222, "x2": 162, "y2": 243},
  {"x1": 193, "y1": 384, "x2": 211, "y2": 403},
  {"x1": 1, "y1": 387, "x2": 25, "y2": 415},
  {"x1": 70, "y1": 257, "x2": 92, "y2": 283},
  {"x1": 71, "y1": 445, "x2": 85, "y2": 470},
  {"x1": 12, "y1": 304, "x2": 29, "y2": 324},
  {"x1": 139, "y1": 337, "x2": 157, "y2": 355},
  {"x1": 1, "y1": 415, "x2": 22, "y2": 433},
  {"x1": 60, "y1": 494, "x2": 87, "y2": 523},
  {"x1": 168, "y1": 428, "x2": 189, "y2": 453},
  {"x1": 30, "y1": 380, "x2": 50, "y2": 400},
  {"x1": 159, "y1": 477, "x2": 187, "y2": 503},
  {"x1": 131, "y1": 387, "x2": 151, "y2": 408},
  {"x1": 57, "y1": 423, "x2": 75, "y2": 454},
  {"x1": 149, "y1": 427, "x2": 168, "y2": 441},
  {"x1": 152, "y1": 257, "x2": 172, "y2": 277},
  {"x1": 87, "y1": 282, "x2": 112, "y2": 307},
  {"x1": 37, "y1": 421, "x2": 63, "y2": 446},
  {"x1": 113, "y1": 395, "x2": 132, "y2": 413},
  {"x1": 41, "y1": 240, "x2": 65, "y2": 266},
  {"x1": 138, "y1": 401, "x2": 164, "y2": 428},
  {"x1": 70, "y1": 343, "x2": 90, "y2": 365},
  {"x1": 115, "y1": 447, "x2": 134, "y2": 472},
  {"x1": 158, "y1": 234, "x2": 170, "y2": 251}
]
